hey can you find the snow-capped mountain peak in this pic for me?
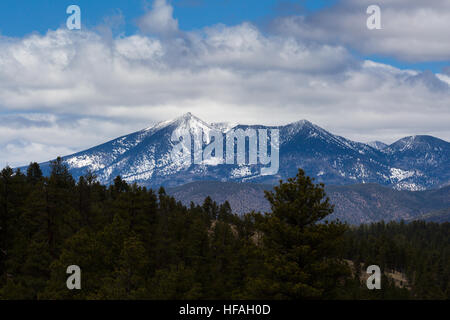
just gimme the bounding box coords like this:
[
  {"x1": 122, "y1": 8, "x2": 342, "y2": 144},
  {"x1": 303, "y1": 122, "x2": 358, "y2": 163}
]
[{"x1": 26, "y1": 113, "x2": 449, "y2": 191}]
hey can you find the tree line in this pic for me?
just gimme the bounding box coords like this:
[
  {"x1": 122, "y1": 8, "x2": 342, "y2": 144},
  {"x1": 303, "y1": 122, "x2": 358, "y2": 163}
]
[{"x1": 0, "y1": 159, "x2": 448, "y2": 299}]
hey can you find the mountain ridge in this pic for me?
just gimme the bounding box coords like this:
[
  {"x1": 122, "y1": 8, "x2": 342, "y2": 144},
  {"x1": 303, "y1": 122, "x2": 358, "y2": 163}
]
[
  {"x1": 22, "y1": 112, "x2": 450, "y2": 191},
  {"x1": 167, "y1": 180, "x2": 450, "y2": 224}
]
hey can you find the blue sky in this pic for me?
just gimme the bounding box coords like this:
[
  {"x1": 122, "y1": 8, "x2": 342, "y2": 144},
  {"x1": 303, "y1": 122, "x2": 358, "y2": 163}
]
[
  {"x1": 0, "y1": 0, "x2": 449, "y2": 166},
  {"x1": 0, "y1": 0, "x2": 334, "y2": 35},
  {"x1": 0, "y1": 0, "x2": 446, "y2": 72}
]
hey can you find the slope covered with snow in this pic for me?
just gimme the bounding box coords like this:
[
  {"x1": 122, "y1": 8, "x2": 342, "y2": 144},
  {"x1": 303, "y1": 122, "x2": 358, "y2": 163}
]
[{"x1": 29, "y1": 113, "x2": 450, "y2": 190}]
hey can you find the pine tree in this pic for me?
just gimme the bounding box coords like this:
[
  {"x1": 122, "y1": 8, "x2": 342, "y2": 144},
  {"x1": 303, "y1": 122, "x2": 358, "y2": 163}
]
[
  {"x1": 26, "y1": 162, "x2": 43, "y2": 185},
  {"x1": 245, "y1": 169, "x2": 350, "y2": 299}
]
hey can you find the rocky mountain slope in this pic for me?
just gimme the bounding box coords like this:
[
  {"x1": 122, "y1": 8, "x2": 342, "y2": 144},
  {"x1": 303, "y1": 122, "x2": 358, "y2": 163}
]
[{"x1": 28, "y1": 113, "x2": 449, "y2": 191}]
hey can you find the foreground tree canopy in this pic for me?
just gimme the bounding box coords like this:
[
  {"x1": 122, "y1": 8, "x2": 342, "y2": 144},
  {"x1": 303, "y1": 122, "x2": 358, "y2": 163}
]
[{"x1": 0, "y1": 161, "x2": 448, "y2": 299}]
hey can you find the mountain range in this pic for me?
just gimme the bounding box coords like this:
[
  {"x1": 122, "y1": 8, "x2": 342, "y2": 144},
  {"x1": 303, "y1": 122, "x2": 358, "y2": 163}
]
[{"x1": 29, "y1": 112, "x2": 449, "y2": 192}]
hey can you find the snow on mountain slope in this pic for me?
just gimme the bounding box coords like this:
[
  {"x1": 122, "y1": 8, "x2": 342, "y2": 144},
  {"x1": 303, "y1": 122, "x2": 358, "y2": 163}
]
[
  {"x1": 29, "y1": 113, "x2": 450, "y2": 190},
  {"x1": 367, "y1": 141, "x2": 388, "y2": 151}
]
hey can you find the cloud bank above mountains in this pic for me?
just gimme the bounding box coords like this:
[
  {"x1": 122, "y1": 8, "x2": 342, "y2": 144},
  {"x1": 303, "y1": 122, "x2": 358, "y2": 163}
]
[
  {"x1": 272, "y1": 0, "x2": 450, "y2": 62},
  {"x1": 0, "y1": 0, "x2": 449, "y2": 167}
]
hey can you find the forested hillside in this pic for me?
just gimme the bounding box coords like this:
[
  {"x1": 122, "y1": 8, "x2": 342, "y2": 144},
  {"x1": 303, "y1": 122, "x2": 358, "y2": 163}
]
[
  {"x1": 168, "y1": 181, "x2": 450, "y2": 224},
  {"x1": 0, "y1": 160, "x2": 448, "y2": 299},
  {"x1": 343, "y1": 221, "x2": 449, "y2": 299}
]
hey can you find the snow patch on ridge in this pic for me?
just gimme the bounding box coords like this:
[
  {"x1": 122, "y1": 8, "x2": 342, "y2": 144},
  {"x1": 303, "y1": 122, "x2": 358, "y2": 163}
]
[
  {"x1": 231, "y1": 166, "x2": 252, "y2": 178},
  {"x1": 389, "y1": 168, "x2": 416, "y2": 182}
]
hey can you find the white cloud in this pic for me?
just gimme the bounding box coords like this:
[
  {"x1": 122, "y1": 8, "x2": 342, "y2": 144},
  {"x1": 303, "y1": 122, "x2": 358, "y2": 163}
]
[
  {"x1": 0, "y1": 1, "x2": 449, "y2": 167},
  {"x1": 271, "y1": 0, "x2": 450, "y2": 62},
  {"x1": 436, "y1": 73, "x2": 450, "y2": 86},
  {"x1": 137, "y1": 0, "x2": 179, "y2": 36}
]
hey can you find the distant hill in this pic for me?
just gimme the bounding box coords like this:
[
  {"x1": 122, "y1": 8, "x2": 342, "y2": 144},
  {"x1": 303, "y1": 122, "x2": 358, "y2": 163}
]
[
  {"x1": 168, "y1": 181, "x2": 450, "y2": 224},
  {"x1": 168, "y1": 181, "x2": 272, "y2": 214},
  {"x1": 407, "y1": 207, "x2": 450, "y2": 223},
  {"x1": 325, "y1": 184, "x2": 450, "y2": 224},
  {"x1": 22, "y1": 112, "x2": 450, "y2": 191}
]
